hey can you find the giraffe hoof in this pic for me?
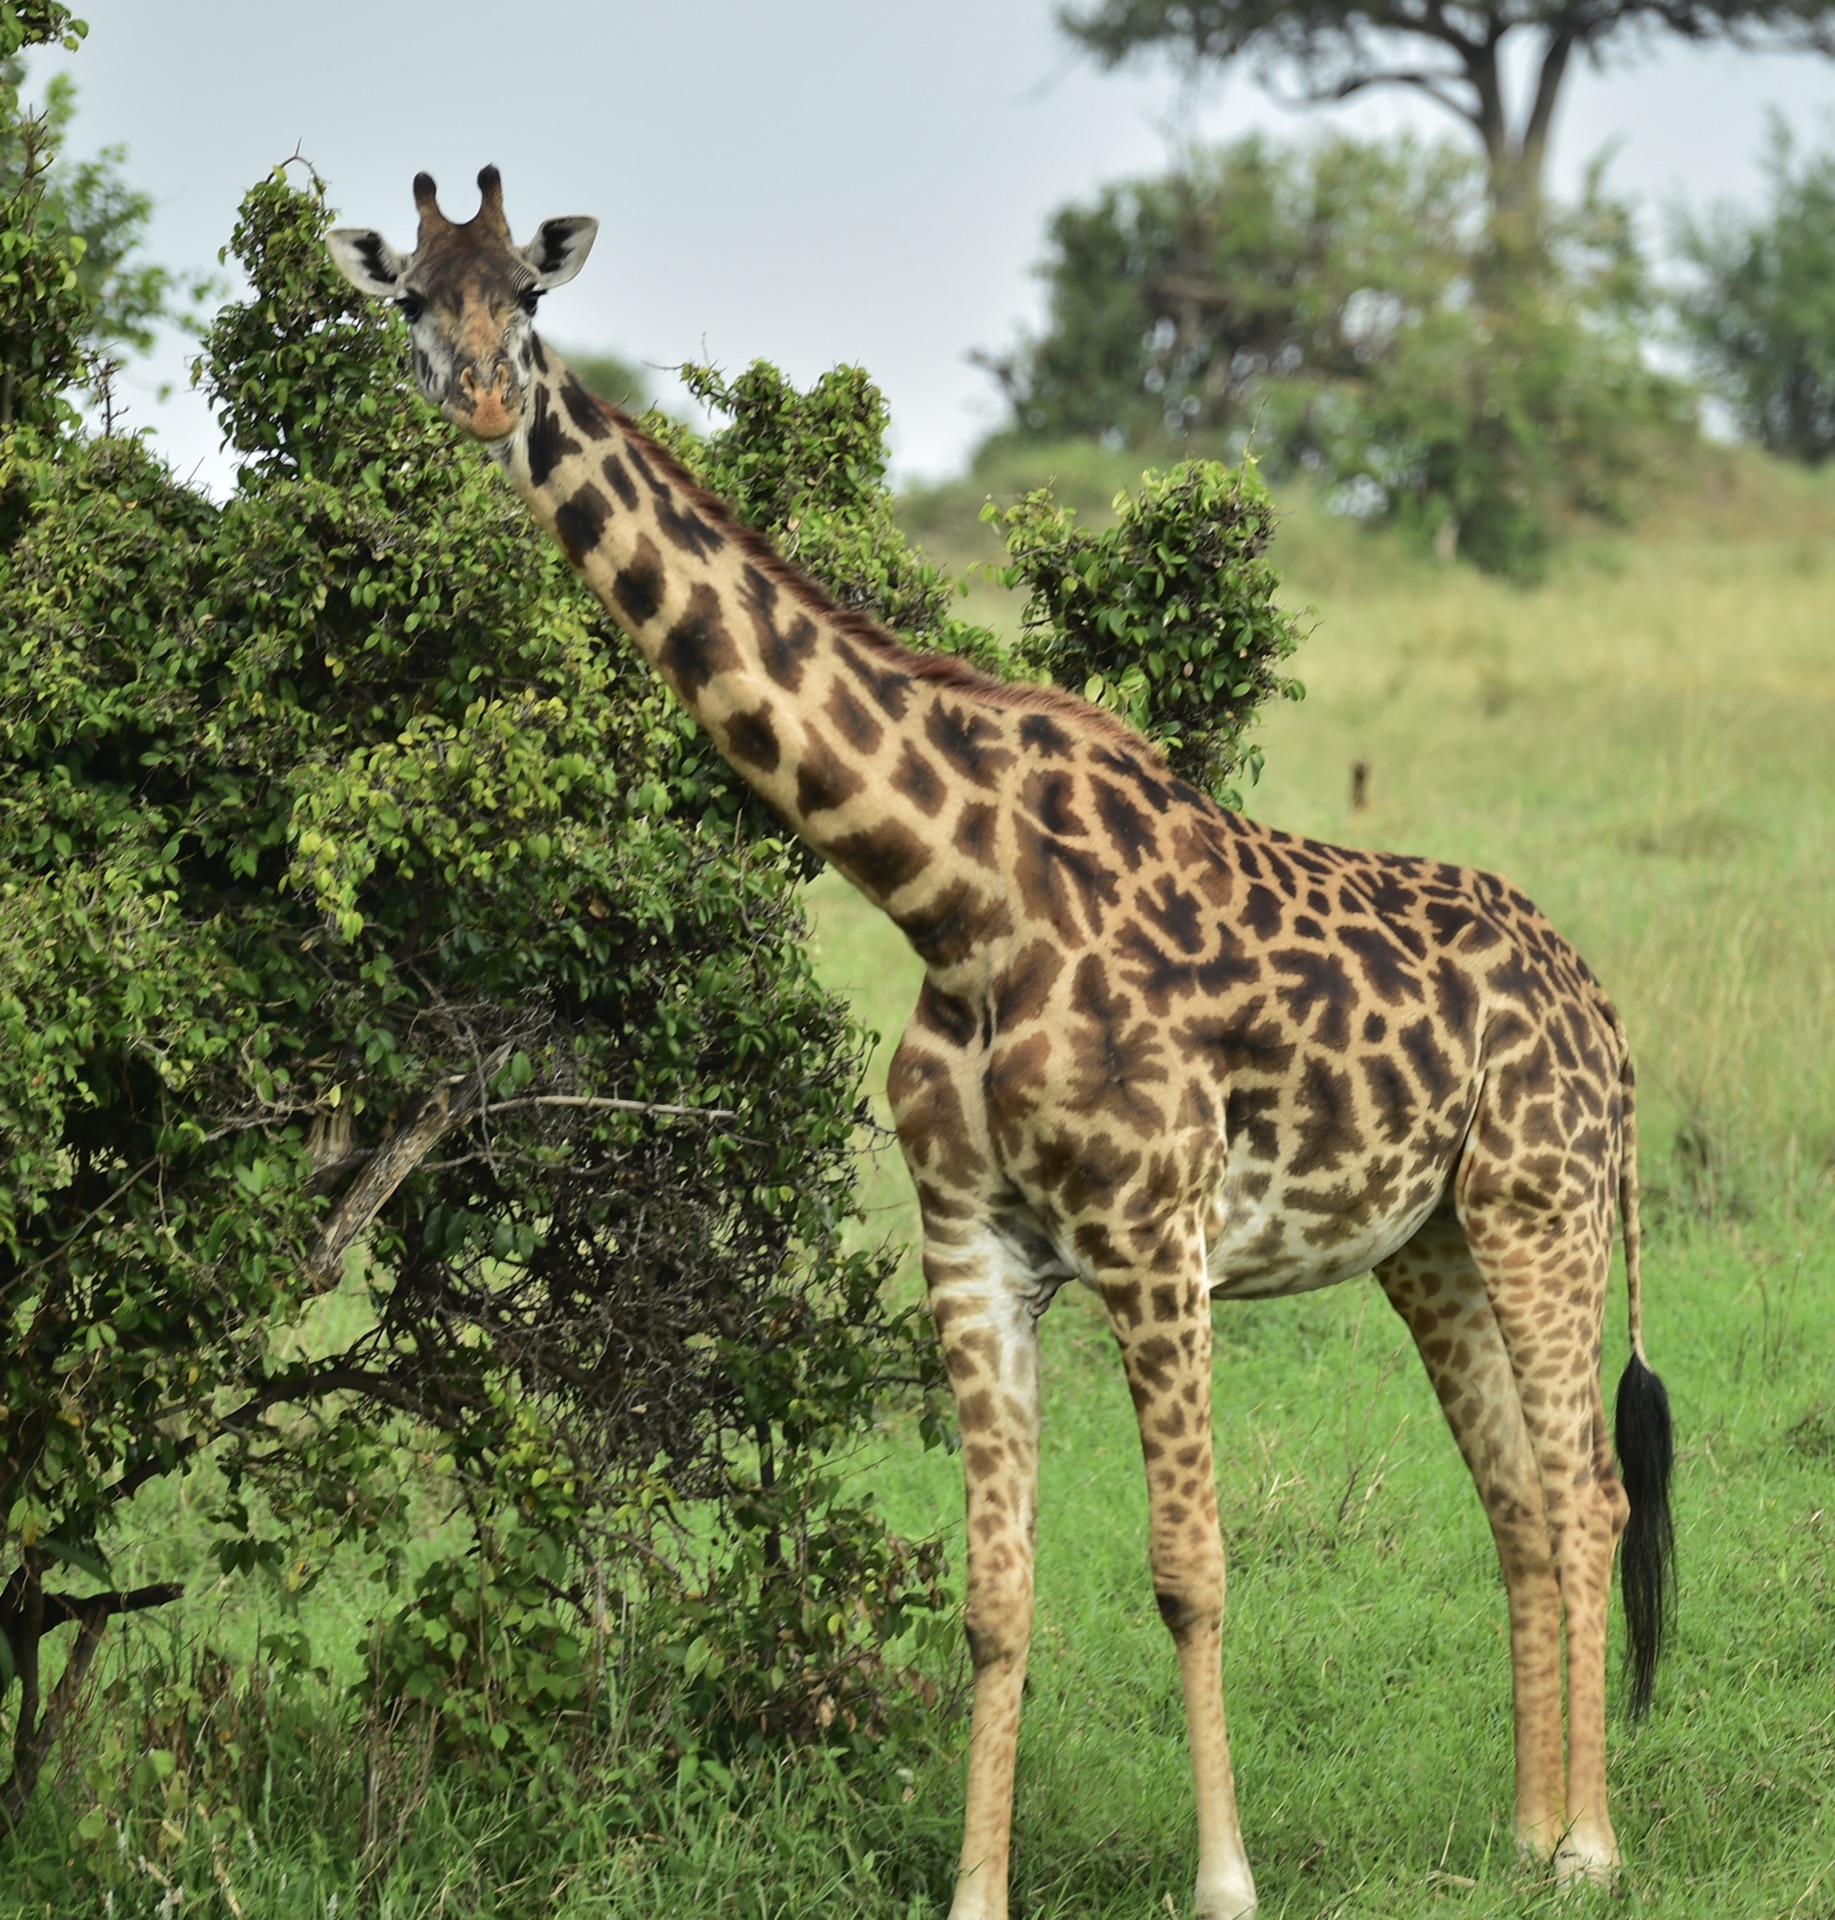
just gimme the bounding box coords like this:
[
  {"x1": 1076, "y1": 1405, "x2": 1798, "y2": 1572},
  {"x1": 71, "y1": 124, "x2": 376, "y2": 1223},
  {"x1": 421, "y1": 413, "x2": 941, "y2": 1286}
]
[
  {"x1": 1552, "y1": 1836, "x2": 1622, "y2": 1894},
  {"x1": 1194, "y1": 1871, "x2": 1258, "y2": 1919},
  {"x1": 1514, "y1": 1822, "x2": 1562, "y2": 1865}
]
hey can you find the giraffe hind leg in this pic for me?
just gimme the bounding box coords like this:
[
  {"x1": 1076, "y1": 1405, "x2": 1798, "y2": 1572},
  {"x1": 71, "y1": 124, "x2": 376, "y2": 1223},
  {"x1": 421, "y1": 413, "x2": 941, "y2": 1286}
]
[
  {"x1": 1454, "y1": 1185, "x2": 1630, "y2": 1887},
  {"x1": 1376, "y1": 1215, "x2": 1568, "y2": 1861}
]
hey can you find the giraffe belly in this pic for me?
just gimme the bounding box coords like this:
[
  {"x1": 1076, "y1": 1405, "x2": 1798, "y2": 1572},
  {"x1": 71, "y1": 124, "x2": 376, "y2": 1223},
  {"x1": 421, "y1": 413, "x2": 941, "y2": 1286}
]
[{"x1": 1199, "y1": 1151, "x2": 1449, "y2": 1301}]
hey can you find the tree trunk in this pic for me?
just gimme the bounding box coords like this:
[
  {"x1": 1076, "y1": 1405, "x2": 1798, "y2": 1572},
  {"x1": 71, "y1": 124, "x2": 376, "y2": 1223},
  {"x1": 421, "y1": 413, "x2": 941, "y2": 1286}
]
[{"x1": 0, "y1": 1563, "x2": 185, "y2": 1825}]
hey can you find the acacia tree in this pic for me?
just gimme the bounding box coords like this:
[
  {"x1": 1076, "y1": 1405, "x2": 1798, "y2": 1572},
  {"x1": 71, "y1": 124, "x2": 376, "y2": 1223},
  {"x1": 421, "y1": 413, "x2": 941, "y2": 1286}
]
[{"x1": 1061, "y1": 0, "x2": 1835, "y2": 239}]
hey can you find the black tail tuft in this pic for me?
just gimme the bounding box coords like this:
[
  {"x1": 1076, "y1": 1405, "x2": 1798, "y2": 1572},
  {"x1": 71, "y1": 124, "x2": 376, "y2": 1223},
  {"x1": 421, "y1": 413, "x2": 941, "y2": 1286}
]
[{"x1": 1615, "y1": 1351, "x2": 1675, "y2": 1719}]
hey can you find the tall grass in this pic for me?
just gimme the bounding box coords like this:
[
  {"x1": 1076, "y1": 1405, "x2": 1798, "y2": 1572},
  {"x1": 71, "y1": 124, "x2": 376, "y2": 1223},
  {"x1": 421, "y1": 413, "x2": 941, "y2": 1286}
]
[
  {"x1": 789, "y1": 447, "x2": 1835, "y2": 1915},
  {"x1": 5, "y1": 453, "x2": 1832, "y2": 1918}
]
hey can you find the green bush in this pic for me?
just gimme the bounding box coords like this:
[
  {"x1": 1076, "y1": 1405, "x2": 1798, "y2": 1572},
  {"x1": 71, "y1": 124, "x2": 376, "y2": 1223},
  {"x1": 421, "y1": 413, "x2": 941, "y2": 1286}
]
[
  {"x1": 0, "y1": 156, "x2": 949, "y2": 1822},
  {"x1": 994, "y1": 458, "x2": 1304, "y2": 803}
]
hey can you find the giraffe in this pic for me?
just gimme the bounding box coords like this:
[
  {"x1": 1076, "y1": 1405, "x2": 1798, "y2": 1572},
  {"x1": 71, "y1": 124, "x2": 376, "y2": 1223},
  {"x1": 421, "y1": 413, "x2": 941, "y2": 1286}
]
[{"x1": 328, "y1": 169, "x2": 1675, "y2": 1920}]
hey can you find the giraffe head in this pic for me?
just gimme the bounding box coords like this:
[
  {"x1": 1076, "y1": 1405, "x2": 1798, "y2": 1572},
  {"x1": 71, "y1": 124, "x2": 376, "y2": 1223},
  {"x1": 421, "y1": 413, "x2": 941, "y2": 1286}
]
[{"x1": 326, "y1": 166, "x2": 598, "y2": 442}]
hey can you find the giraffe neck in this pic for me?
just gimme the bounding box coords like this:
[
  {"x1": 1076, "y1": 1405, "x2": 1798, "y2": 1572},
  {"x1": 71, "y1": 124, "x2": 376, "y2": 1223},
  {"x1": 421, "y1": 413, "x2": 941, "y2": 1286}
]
[{"x1": 496, "y1": 341, "x2": 1027, "y2": 975}]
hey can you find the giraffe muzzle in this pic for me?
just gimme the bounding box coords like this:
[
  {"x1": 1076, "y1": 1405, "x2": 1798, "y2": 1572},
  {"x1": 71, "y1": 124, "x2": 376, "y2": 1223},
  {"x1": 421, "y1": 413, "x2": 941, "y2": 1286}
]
[{"x1": 455, "y1": 360, "x2": 520, "y2": 441}]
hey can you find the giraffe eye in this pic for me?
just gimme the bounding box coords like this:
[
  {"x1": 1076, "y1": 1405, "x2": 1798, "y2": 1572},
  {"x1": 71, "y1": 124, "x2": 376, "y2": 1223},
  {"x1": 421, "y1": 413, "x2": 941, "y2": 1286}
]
[
  {"x1": 519, "y1": 287, "x2": 541, "y2": 316},
  {"x1": 397, "y1": 293, "x2": 425, "y2": 325}
]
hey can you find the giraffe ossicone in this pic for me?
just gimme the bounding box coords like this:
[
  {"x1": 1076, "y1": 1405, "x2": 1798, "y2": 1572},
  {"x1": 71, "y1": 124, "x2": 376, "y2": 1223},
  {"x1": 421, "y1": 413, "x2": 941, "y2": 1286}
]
[{"x1": 329, "y1": 168, "x2": 1675, "y2": 1920}]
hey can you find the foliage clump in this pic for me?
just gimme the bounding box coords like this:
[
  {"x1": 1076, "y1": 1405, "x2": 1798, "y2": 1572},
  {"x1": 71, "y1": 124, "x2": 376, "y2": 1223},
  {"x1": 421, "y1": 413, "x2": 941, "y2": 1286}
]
[
  {"x1": 0, "y1": 4, "x2": 93, "y2": 530},
  {"x1": 995, "y1": 460, "x2": 1303, "y2": 803},
  {"x1": 982, "y1": 131, "x2": 1693, "y2": 576},
  {"x1": 0, "y1": 157, "x2": 952, "y2": 1827}
]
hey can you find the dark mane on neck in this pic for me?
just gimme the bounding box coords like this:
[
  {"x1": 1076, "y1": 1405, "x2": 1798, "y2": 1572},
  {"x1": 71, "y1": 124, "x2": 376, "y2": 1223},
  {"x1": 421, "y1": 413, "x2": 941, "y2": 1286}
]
[{"x1": 590, "y1": 392, "x2": 1169, "y2": 771}]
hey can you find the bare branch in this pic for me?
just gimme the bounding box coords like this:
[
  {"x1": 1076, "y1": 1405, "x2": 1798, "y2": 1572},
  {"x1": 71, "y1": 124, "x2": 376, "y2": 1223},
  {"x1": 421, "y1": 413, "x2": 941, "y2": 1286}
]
[
  {"x1": 100, "y1": 1360, "x2": 464, "y2": 1510},
  {"x1": 0, "y1": 1580, "x2": 185, "y2": 1826},
  {"x1": 304, "y1": 1042, "x2": 514, "y2": 1285},
  {"x1": 32, "y1": 1581, "x2": 188, "y2": 1633},
  {"x1": 482, "y1": 1094, "x2": 741, "y2": 1122},
  {"x1": 1320, "y1": 64, "x2": 1482, "y2": 124}
]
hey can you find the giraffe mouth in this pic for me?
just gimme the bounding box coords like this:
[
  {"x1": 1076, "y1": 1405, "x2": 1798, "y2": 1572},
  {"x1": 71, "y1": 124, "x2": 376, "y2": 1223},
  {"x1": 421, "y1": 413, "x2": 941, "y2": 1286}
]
[{"x1": 455, "y1": 391, "x2": 520, "y2": 441}]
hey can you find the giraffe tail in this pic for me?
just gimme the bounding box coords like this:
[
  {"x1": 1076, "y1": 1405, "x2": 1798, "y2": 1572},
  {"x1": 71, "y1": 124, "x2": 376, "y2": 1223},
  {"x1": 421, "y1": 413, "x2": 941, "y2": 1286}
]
[{"x1": 1611, "y1": 1050, "x2": 1675, "y2": 1720}]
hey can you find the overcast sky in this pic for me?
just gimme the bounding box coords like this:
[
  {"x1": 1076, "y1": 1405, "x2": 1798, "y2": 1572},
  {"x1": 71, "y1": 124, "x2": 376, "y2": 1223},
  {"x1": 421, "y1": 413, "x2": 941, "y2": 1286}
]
[{"x1": 29, "y1": 0, "x2": 1835, "y2": 490}]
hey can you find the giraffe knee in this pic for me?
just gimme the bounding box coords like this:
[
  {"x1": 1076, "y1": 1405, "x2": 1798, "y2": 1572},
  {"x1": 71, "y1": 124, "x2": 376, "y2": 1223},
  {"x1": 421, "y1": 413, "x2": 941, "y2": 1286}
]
[{"x1": 1154, "y1": 1589, "x2": 1217, "y2": 1640}]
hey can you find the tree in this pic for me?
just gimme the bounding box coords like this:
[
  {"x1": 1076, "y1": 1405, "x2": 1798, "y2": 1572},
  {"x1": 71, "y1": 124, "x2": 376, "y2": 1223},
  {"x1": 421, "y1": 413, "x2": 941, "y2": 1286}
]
[
  {"x1": 983, "y1": 131, "x2": 1690, "y2": 574},
  {"x1": 978, "y1": 132, "x2": 1477, "y2": 448},
  {"x1": 1675, "y1": 121, "x2": 1835, "y2": 464},
  {"x1": 1061, "y1": 0, "x2": 1835, "y2": 240},
  {"x1": 0, "y1": 61, "x2": 176, "y2": 353},
  {"x1": 0, "y1": 5, "x2": 185, "y2": 549},
  {"x1": 0, "y1": 2, "x2": 90, "y2": 523},
  {"x1": 0, "y1": 157, "x2": 952, "y2": 1824}
]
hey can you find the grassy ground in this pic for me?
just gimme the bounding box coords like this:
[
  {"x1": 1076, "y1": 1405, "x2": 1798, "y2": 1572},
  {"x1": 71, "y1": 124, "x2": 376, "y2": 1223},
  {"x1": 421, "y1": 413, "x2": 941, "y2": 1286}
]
[
  {"x1": 791, "y1": 447, "x2": 1835, "y2": 1916},
  {"x1": 5, "y1": 453, "x2": 1833, "y2": 1917}
]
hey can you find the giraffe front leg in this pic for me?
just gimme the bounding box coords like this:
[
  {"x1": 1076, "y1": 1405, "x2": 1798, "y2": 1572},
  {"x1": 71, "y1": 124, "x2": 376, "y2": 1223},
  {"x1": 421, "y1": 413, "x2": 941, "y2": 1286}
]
[
  {"x1": 1104, "y1": 1258, "x2": 1256, "y2": 1920},
  {"x1": 926, "y1": 1228, "x2": 1046, "y2": 1920}
]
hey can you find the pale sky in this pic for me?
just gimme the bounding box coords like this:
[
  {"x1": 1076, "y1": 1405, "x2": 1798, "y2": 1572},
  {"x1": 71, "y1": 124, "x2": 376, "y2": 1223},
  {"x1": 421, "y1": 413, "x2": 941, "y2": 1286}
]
[{"x1": 30, "y1": 0, "x2": 1835, "y2": 491}]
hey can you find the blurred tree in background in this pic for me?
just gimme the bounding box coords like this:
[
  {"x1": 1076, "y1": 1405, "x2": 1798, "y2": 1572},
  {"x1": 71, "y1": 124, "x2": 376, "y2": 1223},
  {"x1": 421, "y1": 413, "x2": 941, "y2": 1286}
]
[
  {"x1": 566, "y1": 347, "x2": 654, "y2": 414},
  {"x1": 1676, "y1": 121, "x2": 1835, "y2": 466},
  {"x1": 1059, "y1": 0, "x2": 1835, "y2": 245},
  {"x1": 980, "y1": 132, "x2": 1691, "y2": 575}
]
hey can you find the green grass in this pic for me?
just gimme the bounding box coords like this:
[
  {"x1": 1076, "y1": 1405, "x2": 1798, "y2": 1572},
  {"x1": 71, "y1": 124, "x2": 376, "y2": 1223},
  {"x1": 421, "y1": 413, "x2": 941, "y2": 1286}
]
[
  {"x1": 6, "y1": 454, "x2": 1835, "y2": 1917},
  {"x1": 789, "y1": 449, "x2": 1835, "y2": 1915}
]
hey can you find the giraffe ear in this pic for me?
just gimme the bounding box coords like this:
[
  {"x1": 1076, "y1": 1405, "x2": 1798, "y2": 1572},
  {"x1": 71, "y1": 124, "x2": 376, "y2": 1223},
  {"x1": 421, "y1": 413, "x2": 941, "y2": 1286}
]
[
  {"x1": 326, "y1": 227, "x2": 412, "y2": 299},
  {"x1": 522, "y1": 216, "x2": 598, "y2": 289}
]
